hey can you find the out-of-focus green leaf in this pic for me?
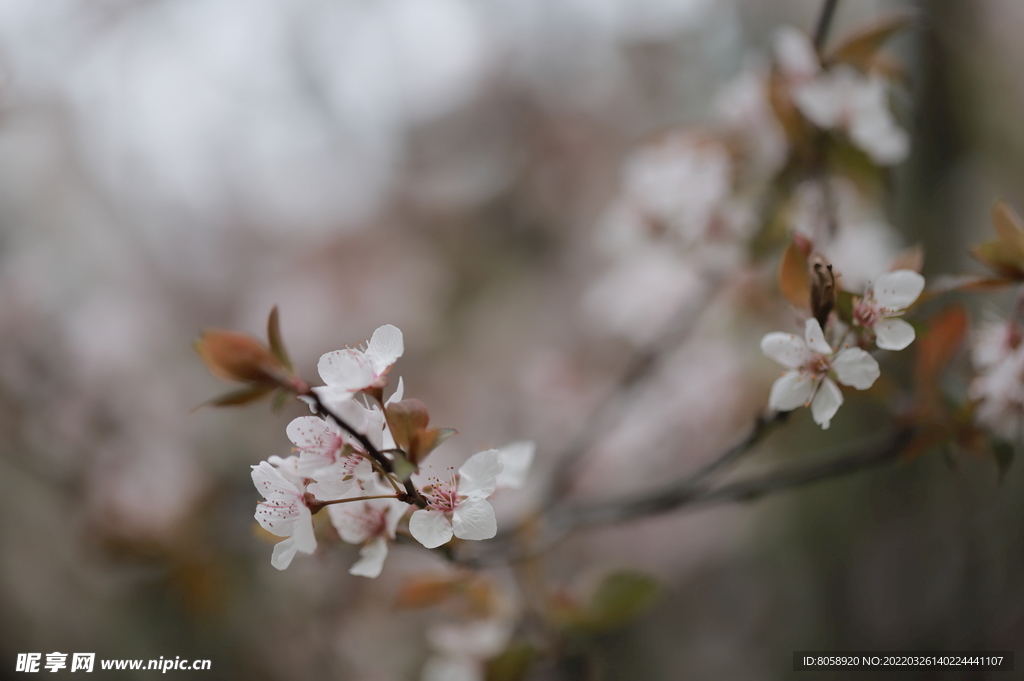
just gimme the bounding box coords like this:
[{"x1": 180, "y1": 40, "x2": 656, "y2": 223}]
[
  {"x1": 993, "y1": 440, "x2": 1015, "y2": 484},
  {"x1": 835, "y1": 289, "x2": 855, "y2": 324},
  {"x1": 486, "y1": 642, "x2": 536, "y2": 681},
  {"x1": 575, "y1": 571, "x2": 660, "y2": 634},
  {"x1": 200, "y1": 384, "x2": 276, "y2": 409}
]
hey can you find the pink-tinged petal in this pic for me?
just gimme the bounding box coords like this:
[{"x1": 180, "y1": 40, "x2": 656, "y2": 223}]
[
  {"x1": 327, "y1": 503, "x2": 371, "y2": 545},
  {"x1": 251, "y1": 461, "x2": 301, "y2": 501},
  {"x1": 495, "y1": 441, "x2": 535, "y2": 489},
  {"x1": 317, "y1": 349, "x2": 375, "y2": 391},
  {"x1": 832, "y1": 348, "x2": 880, "y2": 389},
  {"x1": 768, "y1": 371, "x2": 814, "y2": 411},
  {"x1": 286, "y1": 416, "x2": 333, "y2": 450},
  {"x1": 409, "y1": 509, "x2": 454, "y2": 549},
  {"x1": 457, "y1": 449, "x2": 502, "y2": 499},
  {"x1": 761, "y1": 332, "x2": 811, "y2": 369},
  {"x1": 366, "y1": 324, "x2": 404, "y2": 376},
  {"x1": 349, "y1": 537, "x2": 389, "y2": 578},
  {"x1": 307, "y1": 474, "x2": 358, "y2": 501},
  {"x1": 267, "y1": 455, "x2": 304, "y2": 486},
  {"x1": 451, "y1": 498, "x2": 497, "y2": 541},
  {"x1": 874, "y1": 317, "x2": 916, "y2": 351},
  {"x1": 872, "y1": 270, "x2": 924, "y2": 311},
  {"x1": 271, "y1": 536, "x2": 299, "y2": 570},
  {"x1": 804, "y1": 318, "x2": 832, "y2": 355},
  {"x1": 811, "y1": 378, "x2": 843, "y2": 429},
  {"x1": 254, "y1": 505, "x2": 299, "y2": 537}
]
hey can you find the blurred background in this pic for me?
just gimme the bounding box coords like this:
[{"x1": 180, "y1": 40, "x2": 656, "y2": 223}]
[{"x1": 1, "y1": 0, "x2": 1022, "y2": 678}]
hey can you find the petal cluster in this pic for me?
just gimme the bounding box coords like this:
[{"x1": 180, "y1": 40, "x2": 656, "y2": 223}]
[
  {"x1": 852, "y1": 270, "x2": 925, "y2": 350},
  {"x1": 409, "y1": 449, "x2": 503, "y2": 549},
  {"x1": 251, "y1": 461, "x2": 316, "y2": 570},
  {"x1": 761, "y1": 318, "x2": 880, "y2": 429},
  {"x1": 314, "y1": 324, "x2": 404, "y2": 405}
]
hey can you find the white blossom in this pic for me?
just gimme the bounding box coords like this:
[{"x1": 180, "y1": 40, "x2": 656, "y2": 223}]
[
  {"x1": 327, "y1": 481, "x2": 405, "y2": 579},
  {"x1": 409, "y1": 449, "x2": 502, "y2": 548},
  {"x1": 314, "y1": 324, "x2": 404, "y2": 405},
  {"x1": 774, "y1": 27, "x2": 909, "y2": 166},
  {"x1": 495, "y1": 440, "x2": 535, "y2": 490},
  {"x1": 970, "y1": 318, "x2": 1024, "y2": 441},
  {"x1": 761, "y1": 318, "x2": 880, "y2": 429},
  {"x1": 853, "y1": 270, "x2": 925, "y2": 350},
  {"x1": 251, "y1": 461, "x2": 316, "y2": 570}
]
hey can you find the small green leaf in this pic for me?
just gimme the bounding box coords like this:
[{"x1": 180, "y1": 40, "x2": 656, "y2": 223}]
[
  {"x1": 202, "y1": 384, "x2": 275, "y2": 408},
  {"x1": 834, "y1": 289, "x2": 856, "y2": 324},
  {"x1": 575, "y1": 571, "x2": 660, "y2": 634},
  {"x1": 390, "y1": 451, "x2": 418, "y2": 483},
  {"x1": 267, "y1": 306, "x2": 293, "y2": 373},
  {"x1": 993, "y1": 440, "x2": 1015, "y2": 484},
  {"x1": 486, "y1": 642, "x2": 536, "y2": 681},
  {"x1": 271, "y1": 389, "x2": 292, "y2": 413}
]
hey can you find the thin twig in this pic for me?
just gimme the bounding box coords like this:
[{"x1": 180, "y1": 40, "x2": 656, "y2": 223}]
[
  {"x1": 813, "y1": 0, "x2": 841, "y2": 53},
  {"x1": 544, "y1": 274, "x2": 725, "y2": 505},
  {"x1": 556, "y1": 427, "x2": 913, "y2": 529}
]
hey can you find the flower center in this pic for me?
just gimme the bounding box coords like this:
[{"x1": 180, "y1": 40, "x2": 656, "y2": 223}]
[
  {"x1": 424, "y1": 468, "x2": 462, "y2": 513},
  {"x1": 853, "y1": 300, "x2": 881, "y2": 328}
]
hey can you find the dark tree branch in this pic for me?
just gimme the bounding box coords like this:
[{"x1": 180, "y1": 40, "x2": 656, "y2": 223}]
[
  {"x1": 304, "y1": 390, "x2": 427, "y2": 507},
  {"x1": 813, "y1": 0, "x2": 841, "y2": 53},
  {"x1": 555, "y1": 427, "x2": 914, "y2": 529}
]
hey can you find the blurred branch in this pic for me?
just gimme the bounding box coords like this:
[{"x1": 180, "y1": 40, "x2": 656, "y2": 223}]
[
  {"x1": 465, "y1": 423, "x2": 914, "y2": 567},
  {"x1": 813, "y1": 0, "x2": 842, "y2": 52},
  {"x1": 555, "y1": 426, "x2": 913, "y2": 529},
  {"x1": 542, "y1": 274, "x2": 726, "y2": 506}
]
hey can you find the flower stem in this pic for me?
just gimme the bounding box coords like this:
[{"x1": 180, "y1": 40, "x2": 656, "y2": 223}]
[{"x1": 303, "y1": 390, "x2": 428, "y2": 507}]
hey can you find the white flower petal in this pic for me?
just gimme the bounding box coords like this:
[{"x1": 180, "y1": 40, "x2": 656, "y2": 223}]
[
  {"x1": 774, "y1": 26, "x2": 820, "y2": 81},
  {"x1": 292, "y1": 505, "x2": 316, "y2": 554},
  {"x1": 286, "y1": 416, "x2": 333, "y2": 449},
  {"x1": 271, "y1": 536, "x2": 299, "y2": 570},
  {"x1": 768, "y1": 371, "x2": 814, "y2": 411},
  {"x1": 349, "y1": 537, "x2": 389, "y2": 579},
  {"x1": 832, "y1": 347, "x2": 880, "y2": 389},
  {"x1": 409, "y1": 509, "x2": 454, "y2": 549},
  {"x1": 457, "y1": 449, "x2": 502, "y2": 499},
  {"x1": 421, "y1": 655, "x2": 481, "y2": 681},
  {"x1": 451, "y1": 498, "x2": 497, "y2": 541},
  {"x1": 811, "y1": 378, "x2": 843, "y2": 429},
  {"x1": 495, "y1": 441, "x2": 535, "y2": 489},
  {"x1": 366, "y1": 324, "x2": 404, "y2": 376},
  {"x1": 804, "y1": 318, "x2": 832, "y2": 355},
  {"x1": 872, "y1": 270, "x2": 924, "y2": 311},
  {"x1": 874, "y1": 317, "x2": 916, "y2": 351},
  {"x1": 385, "y1": 376, "x2": 405, "y2": 406},
  {"x1": 251, "y1": 460, "x2": 300, "y2": 500},
  {"x1": 317, "y1": 349, "x2": 375, "y2": 391},
  {"x1": 383, "y1": 498, "x2": 406, "y2": 539},
  {"x1": 760, "y1": 332, "x2": 812, "y2": 369}
]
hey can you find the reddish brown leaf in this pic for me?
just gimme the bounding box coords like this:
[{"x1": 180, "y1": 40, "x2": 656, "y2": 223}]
[
  {"x1": 992, "y1": 201, "x2": 1024, "y2": 261},
  {"x1": 889, "y1": 243, "x2": 924, "y2": 273},
  {"x1": 384, "y1": 398, "x2": 431, "y2": 453},
  {"x1": 779, "y1": 239, "x2": 811, "y2": 310},
  {"x1": 914, "y1": 305, "x2": 969, "y2": 416},
  {"x1": 194, "y1": 331, "x2": 284, "y2": 385},
  {"x1": 827, "y1": 12, "x2": 916, "y2": 71}
]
